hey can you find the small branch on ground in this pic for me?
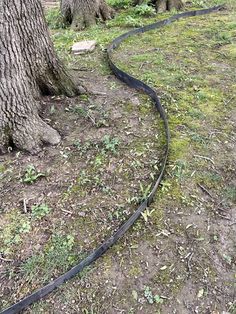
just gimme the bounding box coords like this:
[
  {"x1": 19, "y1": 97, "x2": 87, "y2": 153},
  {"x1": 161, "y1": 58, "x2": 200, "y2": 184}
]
[
  {"x1": 193, "y1": 154, "x2": 215, "y2": 165},
  {"x1": 197, "y1": 183, "x2": 213, "y2": 199}
]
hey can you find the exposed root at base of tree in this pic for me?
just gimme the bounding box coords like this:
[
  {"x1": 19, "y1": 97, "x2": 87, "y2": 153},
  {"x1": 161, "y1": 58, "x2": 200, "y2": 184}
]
[{"x1": 0, "y1": 114, "x2": 61, "y2": 154}]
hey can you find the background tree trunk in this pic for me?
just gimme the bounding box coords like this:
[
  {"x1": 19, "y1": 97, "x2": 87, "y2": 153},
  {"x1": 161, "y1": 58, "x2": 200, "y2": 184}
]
[
  {"x1": 0, "y1": 0, "x2": 79, "y2": 153},
  {"x1": 61, "y1": 0, "x2": 114, "y2": 30},
  {"x1": 133, "y1": 0, "x2": 183, "y2": 12}
]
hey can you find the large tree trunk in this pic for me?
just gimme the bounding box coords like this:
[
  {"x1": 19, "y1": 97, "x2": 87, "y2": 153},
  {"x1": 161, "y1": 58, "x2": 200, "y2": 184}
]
[
  {"x1": 61, "y1": 0, "x2": 114, "y2": 30},
  {"x1": 0, "y1": 0, "x2": 79, "y2": 154},
  {"x1": 133, "y1": 0, "x2": 183, "y2": 12}
]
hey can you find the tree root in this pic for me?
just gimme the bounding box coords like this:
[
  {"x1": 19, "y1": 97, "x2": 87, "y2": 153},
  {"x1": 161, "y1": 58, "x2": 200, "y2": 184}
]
[{"x1": 0, "y1": 115, "x2": 61, "y2": 154}]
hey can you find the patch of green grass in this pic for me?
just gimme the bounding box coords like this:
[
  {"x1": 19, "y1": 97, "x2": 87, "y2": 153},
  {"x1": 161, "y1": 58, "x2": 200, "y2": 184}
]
[
  {"x1": 223, "y1": 186, "x2": 236, "y2": 203},
  {"x1": 169, "y1": 136, "x2": 190, "y2": 160},
  {"x1": 0, "y1": 210, "x2": 31, "y2": 255},
  {"x1": 22, "y1": 234, "x2": 77, "y2": 283},
  {"x1": 195, "y1": 171, "x2": 222, "y2": 189},
  {"x1": 187, "y1": 107, "x2": 206, "y2": 120}
]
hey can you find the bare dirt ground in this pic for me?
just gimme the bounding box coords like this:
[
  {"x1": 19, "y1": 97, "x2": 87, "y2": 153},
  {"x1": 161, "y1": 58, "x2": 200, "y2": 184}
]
[{"x1": 0, "y1": 1, "x2": 235, "y2": 313}]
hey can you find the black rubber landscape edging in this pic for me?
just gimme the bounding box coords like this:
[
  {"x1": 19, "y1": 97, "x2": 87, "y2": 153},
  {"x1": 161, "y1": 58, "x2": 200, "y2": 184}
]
[{"x1": 1, "y1": 4, "x2": 224, "y2": 314}]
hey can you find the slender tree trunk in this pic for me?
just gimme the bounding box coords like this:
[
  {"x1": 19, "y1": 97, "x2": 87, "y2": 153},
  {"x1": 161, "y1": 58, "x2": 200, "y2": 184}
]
[
  {"x1": 60, "y1": 0, "x2": 114, "y2": 30},
  {"x1": 133, "y1": 0, "x2": 183, "y2": 12},
  {"x1": 0, "y1": 0, "x2": 79, "y2": 153}
]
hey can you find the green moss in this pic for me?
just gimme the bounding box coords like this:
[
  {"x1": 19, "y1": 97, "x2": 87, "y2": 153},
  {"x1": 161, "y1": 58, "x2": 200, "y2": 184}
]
[{"x1": 169, "y1": 136, "x2": 190, "y2": 161}]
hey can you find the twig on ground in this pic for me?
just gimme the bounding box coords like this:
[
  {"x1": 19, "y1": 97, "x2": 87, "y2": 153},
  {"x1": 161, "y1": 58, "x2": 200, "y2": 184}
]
[
  {"x1": 0, "y1": 254, "x2": 13, "y2": 262},
  {"x1": 61, "y1": 209, "x2": 73, "y2": 215},
  {"x1": 91, "y1": 90, "x2": 107, "y2": 96},
  {"x1": 216, "y1": 212, "x2": 231, "y2": 221},
  {"x1": 186, "y1": 252, "x2": 194, "y2": 276},
  {"x1": 223, "y1": 96, "x2": 235, "y2": 106},
  {"x1": 23, "y1": 198, "x2": 27, "y2": 213},
  {"x1": 197, "y1": 183, "x2": 213, "y2": 198},
  {"x1": 193, "y1": 154, "x2": 215, "y2": 165}
]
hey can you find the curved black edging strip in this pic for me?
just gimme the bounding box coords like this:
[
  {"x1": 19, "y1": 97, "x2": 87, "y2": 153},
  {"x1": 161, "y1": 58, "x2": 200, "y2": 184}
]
[{"x1": 1, "y1": 5, "x2": 224, "y2": 314}]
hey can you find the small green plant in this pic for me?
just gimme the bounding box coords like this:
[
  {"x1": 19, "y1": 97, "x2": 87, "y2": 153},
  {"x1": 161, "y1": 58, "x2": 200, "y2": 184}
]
[
  {"x1": 109, "y1": 205, "x2": 127, "y2": 221},
  {"x1": 223, "y1": 254, "x2": 232, "y2": 265},
  {"x1": 190, "y1": 0, "x2": 207, "y2": 7},
  {"x1": 21, "y1": 165, "x2": 45, "y2": 184},
  {"x1": 73, "y1": 140, "x2": 93, "y2": 155},
  {"x1": 133, "y1": 4, "x2": 155, "y2": 17},
  {"x1": 103, "y1": 135, "x2": 119, "y2": 153},
  {"x1": 144, "y1": 286, "x2": 164, "y2": 304},
  {"x1": 18, "y1": 221, "x2": 31, "y2": 234},
  {"x1": 171, "y1": 160, "x2": 186, "y2": 180},
  {"x1": 31, "y1": 204, "x2": 51, "y2": 220},
  {"x1": 161, "y1": 181, "x2": 171, "y2": 192},
  {"x1": 127, "y1": 183, "x2": 152, "y2": 207},
  {"x1": 141, "y1": 208, "x2": 155, "y2": 222},
  {"x1": 66, "y1": 105, "x2": 88, "y2": 117},
  {"x1": 127, "y1": 195, "x2": 140, "y2": 204},
  {"x1": 140, "y1": 183, "x2": 152, "y2": 201}
]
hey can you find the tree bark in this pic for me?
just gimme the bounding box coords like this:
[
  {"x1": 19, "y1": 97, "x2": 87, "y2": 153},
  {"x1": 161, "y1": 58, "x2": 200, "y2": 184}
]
[
  {"x1": 0, "y1": 0, "x2": 79, "y2": 153},
  {"x1": 133, "y1": 0, "x2": 183, "y2": 12},
  {"x1": 60, "y1": 0, "x2": 114, "y2": 30}
]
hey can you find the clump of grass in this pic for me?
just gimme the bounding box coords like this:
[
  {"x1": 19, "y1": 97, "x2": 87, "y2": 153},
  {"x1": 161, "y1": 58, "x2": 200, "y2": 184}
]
[
  {"x1": 22, "y1": 234, "x2": 77, "y2": 283},
  {"x1": 1, "y1": 211, "x2": 31, "y2": 254}
]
